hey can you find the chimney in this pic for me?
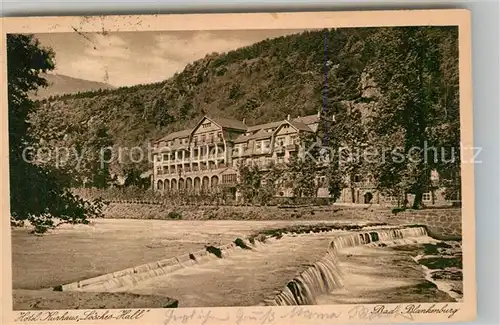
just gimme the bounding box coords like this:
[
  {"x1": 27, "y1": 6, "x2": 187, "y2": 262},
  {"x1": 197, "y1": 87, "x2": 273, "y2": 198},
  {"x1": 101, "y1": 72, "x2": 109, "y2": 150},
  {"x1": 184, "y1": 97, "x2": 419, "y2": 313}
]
[
  {"x1": 287, "y1": 114, "x2": 290, "y2": 121},
  {"x1": 242, "y1": 118, "x2": 246, "y2": 124}
]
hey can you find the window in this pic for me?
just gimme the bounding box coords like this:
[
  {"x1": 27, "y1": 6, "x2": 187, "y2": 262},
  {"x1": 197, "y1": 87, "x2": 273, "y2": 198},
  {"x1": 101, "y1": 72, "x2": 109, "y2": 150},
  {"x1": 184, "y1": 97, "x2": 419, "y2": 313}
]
[
  {"x1": 193, "y1": 136, "x2": 198, "y2": 144},
  {"x1": 201, "y1": 134, "x2": 206, "y2": 142},
  {"x1": 217, "y1": 132, "x2": 222, "y2": 139},
  {"x1": 202, "y1": 123, "x2": 211, "y2": 128},
  {"x1": 168, "y1": 141, "x2": 173, "y2": 146},
  {"x1": 256, "y1": 142, "x2": 262, "y2": 151},
  {"x1": 162, "y1": 153, "x2": 168, "y2": 161},
  {"x1": 155, "y1": 154, "x2": 161, "y2": 162},
  {"x1": 276, "y1": 137, "x2": 285, "y2": 147},
  {"x1": 290, "y1": 135, "x2": 298, "y2": 145},
  {"x1": 223, "y1": 174, "x2": 237, "y2": 184},
  {"x1": 263, "y1": 140, "x2": 270, "y2": 149},
  {"x1": 423, "y1": 192, "x2": 432, "y2": 201}
]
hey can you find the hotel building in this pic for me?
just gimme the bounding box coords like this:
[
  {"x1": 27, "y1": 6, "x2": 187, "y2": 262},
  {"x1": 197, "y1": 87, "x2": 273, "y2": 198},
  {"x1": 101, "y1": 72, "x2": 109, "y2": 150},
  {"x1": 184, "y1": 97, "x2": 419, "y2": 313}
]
[
  {"x1": 151, "y1": 114, "x2": 454, "y2": 206},
  {"x1": 151, "y1": 113, "x2": 320, "y2": 194}
]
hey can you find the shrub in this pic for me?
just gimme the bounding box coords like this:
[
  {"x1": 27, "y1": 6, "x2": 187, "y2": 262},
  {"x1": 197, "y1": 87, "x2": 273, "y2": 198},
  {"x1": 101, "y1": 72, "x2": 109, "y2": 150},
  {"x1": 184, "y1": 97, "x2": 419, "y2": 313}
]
[
  {"x1": 166, "y1": 211, "x2": 182, "y2": 220},
  {"x1": 392, "y1": 207, "x2": 406, "y2": 215}
]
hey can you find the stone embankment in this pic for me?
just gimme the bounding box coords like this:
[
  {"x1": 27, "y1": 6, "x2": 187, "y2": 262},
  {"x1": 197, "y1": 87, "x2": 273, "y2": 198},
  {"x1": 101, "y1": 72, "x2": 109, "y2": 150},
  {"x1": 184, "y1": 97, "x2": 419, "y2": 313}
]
[{"x1": 102, "y1": 203, "x2": 462, "y2": 238}]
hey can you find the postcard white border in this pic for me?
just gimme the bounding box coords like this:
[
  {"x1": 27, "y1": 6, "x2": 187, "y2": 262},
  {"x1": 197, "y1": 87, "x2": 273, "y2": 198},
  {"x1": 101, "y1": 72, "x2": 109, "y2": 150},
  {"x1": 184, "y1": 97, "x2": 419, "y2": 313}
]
[{"x1": 1, "y1": 9, "x2": 475, "y2": 325}]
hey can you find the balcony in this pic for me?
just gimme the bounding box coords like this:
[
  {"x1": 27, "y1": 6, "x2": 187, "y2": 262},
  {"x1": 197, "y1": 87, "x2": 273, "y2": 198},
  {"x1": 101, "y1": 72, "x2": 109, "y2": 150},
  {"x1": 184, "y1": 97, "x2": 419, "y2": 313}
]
[{"x1": 275, "y1": 146, "x2": 285, "y2": 154}]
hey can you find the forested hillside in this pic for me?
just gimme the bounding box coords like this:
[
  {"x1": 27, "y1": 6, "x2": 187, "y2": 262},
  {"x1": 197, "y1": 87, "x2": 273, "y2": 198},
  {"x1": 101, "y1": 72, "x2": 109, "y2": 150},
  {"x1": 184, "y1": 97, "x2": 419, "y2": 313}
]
[{"x1": 29, "y1": 26, "x2": 460, "y2": 206}]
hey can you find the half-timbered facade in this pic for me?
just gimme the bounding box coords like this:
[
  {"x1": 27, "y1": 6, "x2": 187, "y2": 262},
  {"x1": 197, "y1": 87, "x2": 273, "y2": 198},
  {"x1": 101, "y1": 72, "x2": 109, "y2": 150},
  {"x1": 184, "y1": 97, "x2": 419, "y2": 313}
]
[{"x1": 151, "y1": 113, "x2": 320, "y2": 195}]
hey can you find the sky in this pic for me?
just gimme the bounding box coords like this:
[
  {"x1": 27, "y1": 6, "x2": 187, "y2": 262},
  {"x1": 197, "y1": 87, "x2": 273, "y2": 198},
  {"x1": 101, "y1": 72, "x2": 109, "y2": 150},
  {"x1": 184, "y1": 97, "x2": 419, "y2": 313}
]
[{"x1": 34, "y1": 29, "x2": 304, "y2": 87}]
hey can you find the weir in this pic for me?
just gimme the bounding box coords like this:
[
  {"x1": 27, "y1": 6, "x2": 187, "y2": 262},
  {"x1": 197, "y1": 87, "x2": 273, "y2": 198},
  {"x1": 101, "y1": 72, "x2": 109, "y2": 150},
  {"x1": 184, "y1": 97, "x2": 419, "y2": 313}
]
[
  {"x1": 263, "y1": 226, "x2": 428, "y2": 306},
  {"x1": 57, "y1": 225, "x2": 434, "y2": 307}
]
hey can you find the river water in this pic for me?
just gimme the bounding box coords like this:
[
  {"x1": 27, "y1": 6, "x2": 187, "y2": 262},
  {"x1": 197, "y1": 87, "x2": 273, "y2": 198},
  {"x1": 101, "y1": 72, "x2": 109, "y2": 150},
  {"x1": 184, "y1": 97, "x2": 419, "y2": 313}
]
[{"x1": 12, "y1": 219, "x2": 462, "y2": 307}]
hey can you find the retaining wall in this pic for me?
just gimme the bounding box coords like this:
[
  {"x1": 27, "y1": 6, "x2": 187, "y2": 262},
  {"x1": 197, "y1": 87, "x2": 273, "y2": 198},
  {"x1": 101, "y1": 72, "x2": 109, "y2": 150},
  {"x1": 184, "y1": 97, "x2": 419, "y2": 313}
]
[
  {"x1": 375, "y1": 210, "x2": 462, "y2": 239},
  {"x1": 102, "y1": 203, "x2": 462, "y2": 238}
]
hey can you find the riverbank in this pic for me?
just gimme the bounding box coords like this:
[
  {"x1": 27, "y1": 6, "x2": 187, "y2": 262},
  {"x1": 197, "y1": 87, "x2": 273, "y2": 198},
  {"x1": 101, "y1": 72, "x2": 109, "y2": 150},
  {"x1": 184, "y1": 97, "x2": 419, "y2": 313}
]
[
  {"x1": 101, "y1": 203, "x2": 462, "y2": 238},
  {"x1": 13, "y1": 290, "x2": 178, "y2": 310}
]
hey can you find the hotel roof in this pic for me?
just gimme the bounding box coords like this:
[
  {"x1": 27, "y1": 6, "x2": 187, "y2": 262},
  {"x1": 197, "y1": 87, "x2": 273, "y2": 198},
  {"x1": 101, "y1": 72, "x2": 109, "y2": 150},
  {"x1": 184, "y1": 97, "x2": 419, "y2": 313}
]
[{"x1": 154, "y1": 113, "x2": 320, "y2": 144}]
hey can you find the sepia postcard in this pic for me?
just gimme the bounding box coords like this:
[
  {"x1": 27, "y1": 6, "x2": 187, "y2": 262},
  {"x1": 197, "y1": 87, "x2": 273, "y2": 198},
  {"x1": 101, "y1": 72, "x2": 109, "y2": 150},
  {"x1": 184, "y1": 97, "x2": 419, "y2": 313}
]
[{"x1": 1, "y1": 9, "x2": 476, "y2": 325}]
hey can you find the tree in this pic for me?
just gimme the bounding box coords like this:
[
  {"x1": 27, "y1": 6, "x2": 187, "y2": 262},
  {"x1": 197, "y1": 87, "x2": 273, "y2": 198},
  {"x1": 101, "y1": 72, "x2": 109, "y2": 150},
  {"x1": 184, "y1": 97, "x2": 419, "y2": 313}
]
[
  {"x1": 236, "y1": 162, "x2": 261, "y2": 204},
  {"x1": 8, "y1": 34, "x2": 103, "y2": 233},
  {"x1": 316, "y1": 29, "x2": 375, "y2": 202},
  {"x1": 123, "y1": 167, "x2": 150, "y2": 189},
  {"x1": 366, "y1": 27, "x2": 459, "y2": 209},
  {"x1": 285, "y1": 133, "x2": 320, "y2": 199},
  {"x1": 258, "y1": 162, "x2": 284, "y2": 205}
]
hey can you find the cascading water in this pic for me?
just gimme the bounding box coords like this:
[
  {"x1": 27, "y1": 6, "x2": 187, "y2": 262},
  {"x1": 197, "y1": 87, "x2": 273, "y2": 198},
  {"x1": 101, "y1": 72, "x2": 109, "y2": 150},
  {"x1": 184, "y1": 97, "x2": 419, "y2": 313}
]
[{"x1": 264, "y1": 226, "x2": 428, "y2": 306}]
